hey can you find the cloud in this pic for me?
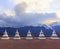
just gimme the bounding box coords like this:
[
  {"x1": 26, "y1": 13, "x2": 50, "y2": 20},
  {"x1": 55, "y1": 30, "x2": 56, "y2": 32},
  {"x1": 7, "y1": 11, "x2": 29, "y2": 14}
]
[
  {"x1": 50, "y1": 0, "x2": 60, "y2": 19},
  {"x1": 25, "y1": 0, "x2": 52, "y2": 13},
  {"x1": 0, "y1": 8, "x2": 4, "y2": 15},
  {"x1": 0, "y1": 9, "x2": 2, "y2": 14},
  {"x1": 43, "y1": 19, "x2": 58, "y2": 24},
  {"x1": 0, "y1": 20, "x2": 7, "y2": 27},
  {"x1": 13, "y1": 2, "x2": 57, "y2": 26},
  {"x1": 14, "y1": 2, "x2": 27, "y2": 15},
  {"x1": 14, "y1": 2, "x2": 57, "y2": 26},
  {"x1": 53, "y1": 0, "x2": 60, "y2": 19},
  {"x1": 0, "y1": 8, "x2": 2, "y2": 11},
  {"x1": 56, "y1": 10, "x2": 60, "y2": 19},
  {"x1": 13, "y1": 0, "x2": 52, "y2": 13},
  {"x1": 4, "y1": 9, "x2": 16, "y2": 17},
  {"x1": 13, "y1": 0, "x2": 25, "y2": 5},
  {"x1": 0, "y1": 1, "x2": 58, "y2": 27}
]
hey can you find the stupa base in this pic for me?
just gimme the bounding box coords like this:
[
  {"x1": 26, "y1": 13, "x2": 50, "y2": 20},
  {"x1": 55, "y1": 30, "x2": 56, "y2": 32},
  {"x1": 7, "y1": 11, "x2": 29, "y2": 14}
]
[
  {"x1": 26, "y1": 37, "x2": 33, "y2": 40},
  {"x1": 1, "y1": 38, "x2": 10, "y2": 39},
  {"x1": 13, "y1": 37, "x2": 21, "y2": 39},
  {"x1": 50, "y1": 37, "x2": 59, "y2": 39},
  {"x1": 38, "y1": 37, "x2": 46, "y2": 39}
]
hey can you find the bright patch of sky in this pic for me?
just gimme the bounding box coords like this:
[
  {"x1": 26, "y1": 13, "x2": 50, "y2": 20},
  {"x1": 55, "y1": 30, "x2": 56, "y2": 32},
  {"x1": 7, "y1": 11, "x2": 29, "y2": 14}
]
[{"x1": 0, "y1": 0, "x2": 15, "y2": 9}]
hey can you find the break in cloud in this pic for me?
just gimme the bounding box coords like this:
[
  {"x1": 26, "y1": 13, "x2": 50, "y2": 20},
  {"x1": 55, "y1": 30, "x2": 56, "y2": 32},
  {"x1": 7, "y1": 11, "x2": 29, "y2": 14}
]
[{"x1": 0, "y1": 0, "x2": 60, "y2": 27}]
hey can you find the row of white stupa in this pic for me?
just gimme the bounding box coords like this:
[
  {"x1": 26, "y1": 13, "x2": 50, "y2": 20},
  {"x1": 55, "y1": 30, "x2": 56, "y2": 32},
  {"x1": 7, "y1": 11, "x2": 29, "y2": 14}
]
[{"x1": 1, "y1": 29, "x2": 59, "y2": 40}]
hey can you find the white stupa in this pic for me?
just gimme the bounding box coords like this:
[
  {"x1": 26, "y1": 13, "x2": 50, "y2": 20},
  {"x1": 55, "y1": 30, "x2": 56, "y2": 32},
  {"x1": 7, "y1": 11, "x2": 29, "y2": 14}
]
[
  {"x1": 13, "y1": 30, "x2": 21, "y2": 39},
  {"x1": 38, "y1": 30, "x2": 46, "y2": 39},
  {"x1": 1, "y1": 30, "x2": 10, "y2": 39},
  {"x1": 26, "y1": 30, "x2": 33, "y2": 39},
  {"x1": 50, "y1": 30, "x2": 59, "y2": 39}
]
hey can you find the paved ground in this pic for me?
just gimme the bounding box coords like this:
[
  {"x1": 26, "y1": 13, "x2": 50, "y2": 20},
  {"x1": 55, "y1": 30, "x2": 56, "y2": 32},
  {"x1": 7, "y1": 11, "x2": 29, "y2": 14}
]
[{"x1": 0, "y1": 37, "x2": 60, "y2": 49}]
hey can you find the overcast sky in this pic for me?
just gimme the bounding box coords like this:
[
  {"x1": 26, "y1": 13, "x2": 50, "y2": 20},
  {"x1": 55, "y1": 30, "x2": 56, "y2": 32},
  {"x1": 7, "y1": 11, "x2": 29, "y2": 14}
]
[{"x1": 0, "y1": 0, "x2": 60, "y2": 27}]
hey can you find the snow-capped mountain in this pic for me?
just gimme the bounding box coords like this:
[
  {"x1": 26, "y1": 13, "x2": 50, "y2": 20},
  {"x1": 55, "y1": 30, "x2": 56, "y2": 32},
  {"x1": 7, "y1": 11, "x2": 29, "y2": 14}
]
[
  {"x1": 41, "y1": 24, "x2": 52, "y2": 29},
  {"x1": 50, "y1": 22, "x2": 60, "y2": 27}
]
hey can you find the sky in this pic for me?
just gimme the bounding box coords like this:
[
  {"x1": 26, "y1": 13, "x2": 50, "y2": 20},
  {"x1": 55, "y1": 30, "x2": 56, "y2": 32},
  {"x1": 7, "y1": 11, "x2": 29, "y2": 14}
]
[{"x1": 0, "y1": 0, "x2": 60, "y2": 27}]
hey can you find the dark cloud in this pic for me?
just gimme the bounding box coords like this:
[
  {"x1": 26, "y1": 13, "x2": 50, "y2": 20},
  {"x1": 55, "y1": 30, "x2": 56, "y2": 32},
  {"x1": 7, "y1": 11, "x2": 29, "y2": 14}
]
[{"x1": 14, "y1": 2, "x2": 27, "y2": 16}]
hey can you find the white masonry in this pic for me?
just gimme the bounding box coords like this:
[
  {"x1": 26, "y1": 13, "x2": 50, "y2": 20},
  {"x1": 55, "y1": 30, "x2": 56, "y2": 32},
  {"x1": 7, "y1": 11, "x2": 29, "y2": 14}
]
[
  {"x1": 26, "y1": 30, "x2": 33, "y2": 39},
  {"x1": 50, "y1": 30, "x2": 59, "y2": 39},
  {"x1": 38, "y1": 30, "x2": 46, "y2": 39},
  {"x1": 13, "y1": 30, "x2": 21, "y2": 39},
  {"x1": 1, "y1": 30, "x2": 10, "y2": 39}
]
